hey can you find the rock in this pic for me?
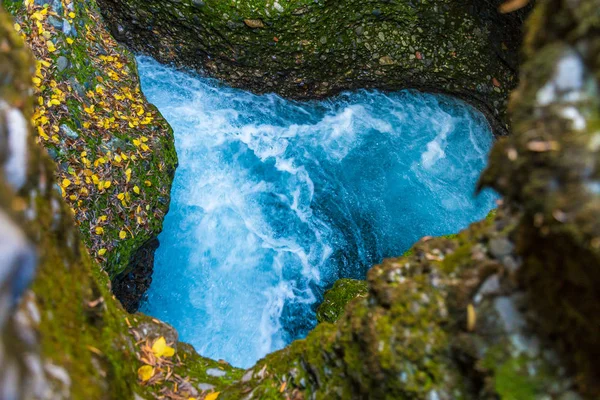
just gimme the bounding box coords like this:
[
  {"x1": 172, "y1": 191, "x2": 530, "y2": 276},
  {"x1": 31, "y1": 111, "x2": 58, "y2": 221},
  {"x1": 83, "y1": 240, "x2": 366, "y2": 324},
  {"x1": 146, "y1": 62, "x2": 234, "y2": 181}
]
[
  {"x1": 206, "y1": 368, "x2": 227, "y2": 378},
  {"x1": 378, "y1": 55, "x2": 394, "y2": 65},
  {"x1": 56, "y1": 56, "x2": 69, "y2": 72},
  {"x1": 488, "y1": 237, "x2": 514, "y2": 258},
  {"x1": 96, "y1": 0, "x2": 529, "y2": 135},
  {"x1": 243, "y1": 19, "x2": 264, "y2": 29},
  {"x1": 316, "y1": 279, "x2": 368, "y2": 324},
  {"x1": 241, "y1": 369, "x2": 253, "y2": 382}
]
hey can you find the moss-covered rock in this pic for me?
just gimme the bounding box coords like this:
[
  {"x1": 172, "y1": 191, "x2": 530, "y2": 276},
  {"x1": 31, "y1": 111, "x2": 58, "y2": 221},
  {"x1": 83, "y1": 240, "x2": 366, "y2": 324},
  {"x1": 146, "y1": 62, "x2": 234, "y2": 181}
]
[
  {"x1": 3, "y1": 0, "x2": 178, "y2": 312},
  {"x1": 480, "y1": 0, "x2": 600, "y2": 392},
  {"x1": 316, "y1": 278, "x2": 367, "y2": 324},
  {"x1": 96, "y1": 0, "x2": 528, "y2": 134}
]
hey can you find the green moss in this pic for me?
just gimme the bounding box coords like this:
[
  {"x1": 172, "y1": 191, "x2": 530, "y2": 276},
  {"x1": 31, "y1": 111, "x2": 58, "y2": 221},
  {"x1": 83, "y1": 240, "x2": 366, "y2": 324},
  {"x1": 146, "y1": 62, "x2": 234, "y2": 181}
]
[
  {"x1": 316, "y1": 278, "x2": 368, "y2": 323},
  {"x1": 97, "y1": 0, "x2": 523, "y2": 133}
]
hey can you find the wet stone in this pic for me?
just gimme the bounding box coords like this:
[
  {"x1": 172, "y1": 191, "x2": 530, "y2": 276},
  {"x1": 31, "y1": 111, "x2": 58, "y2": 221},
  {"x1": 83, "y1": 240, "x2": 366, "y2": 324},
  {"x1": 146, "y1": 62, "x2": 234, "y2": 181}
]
[
  {"x1": 489, "y1": 237, "x2": 514, "y2": 258},
  {"x1": 197, "y1": 383, "x2": 215, "y2": 391},
  {"x1": 57, "y1": 57, "x2": 69, "y2": 72},
  {"x1": 206, "y1": 368, "x2": 227, "y2": 377},
  {"x1": 60, "y1": 124, "x2": 78, "y2": 139}
]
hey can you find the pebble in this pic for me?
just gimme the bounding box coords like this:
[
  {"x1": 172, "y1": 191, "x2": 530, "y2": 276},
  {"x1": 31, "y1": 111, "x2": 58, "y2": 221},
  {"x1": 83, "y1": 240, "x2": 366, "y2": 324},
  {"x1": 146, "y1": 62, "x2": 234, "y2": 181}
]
[
  {"x1": 197, "y1": 383, "x2": 215, "y2": 391},
  {"x1": 489, "y1": 237, "x2": 514, "y2": 258},
  {"x1": 206, "y1": 368, "x2": 227, "y2": 377},
  {"x1": 57, "y1": 57, "x2": 69, "y2": 73}
]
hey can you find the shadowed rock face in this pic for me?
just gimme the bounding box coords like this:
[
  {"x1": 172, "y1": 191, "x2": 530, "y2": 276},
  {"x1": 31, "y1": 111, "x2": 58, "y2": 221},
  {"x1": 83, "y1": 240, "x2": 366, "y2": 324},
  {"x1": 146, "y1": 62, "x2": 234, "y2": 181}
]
[{"x1": 96, "y1": 0, "x2": 529, "y2": 135}]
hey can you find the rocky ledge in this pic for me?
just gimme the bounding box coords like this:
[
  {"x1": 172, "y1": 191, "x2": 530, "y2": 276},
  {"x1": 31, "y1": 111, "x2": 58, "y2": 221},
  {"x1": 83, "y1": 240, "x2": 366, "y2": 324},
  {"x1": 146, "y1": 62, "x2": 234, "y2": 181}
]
[
  {"x1": 4, "y1": 0, "x2": 178, "y2": 312},
  {"x1": 96, "y1": 0, "x2": 530, "y2": 135}
]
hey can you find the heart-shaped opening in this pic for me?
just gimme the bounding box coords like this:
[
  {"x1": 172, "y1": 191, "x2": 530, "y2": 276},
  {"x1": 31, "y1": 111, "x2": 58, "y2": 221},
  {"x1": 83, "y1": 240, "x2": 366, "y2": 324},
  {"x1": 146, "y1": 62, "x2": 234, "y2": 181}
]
[{"x1": 137, "y1": 56, "x2": 497, "y2": 368}]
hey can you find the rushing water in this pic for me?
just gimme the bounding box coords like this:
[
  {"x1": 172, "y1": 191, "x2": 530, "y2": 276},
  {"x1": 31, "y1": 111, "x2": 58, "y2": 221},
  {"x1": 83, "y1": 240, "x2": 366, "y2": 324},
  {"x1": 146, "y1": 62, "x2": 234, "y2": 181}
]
[{"x1": 137, "y1": 56, "x2": 497, "y2": 368}]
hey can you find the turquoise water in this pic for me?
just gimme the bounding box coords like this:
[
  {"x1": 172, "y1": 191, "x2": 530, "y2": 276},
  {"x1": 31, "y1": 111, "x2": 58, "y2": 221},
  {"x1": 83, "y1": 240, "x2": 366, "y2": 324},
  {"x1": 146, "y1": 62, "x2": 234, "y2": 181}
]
[{"x1": 137, "y1": 56, "x2": 497, "y2": 368}]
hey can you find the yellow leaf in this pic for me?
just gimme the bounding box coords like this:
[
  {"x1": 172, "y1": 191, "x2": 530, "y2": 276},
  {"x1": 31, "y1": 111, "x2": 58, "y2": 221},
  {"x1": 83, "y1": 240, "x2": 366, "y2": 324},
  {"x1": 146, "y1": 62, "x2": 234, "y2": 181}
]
[
  {"x1": 117, "y1": 193, "x2": 125, "y2": 201},
  {"x1": 13, "y1": 23, "x2": 21, "y2": 32},
  {"x1": 133, "y1": 186, "x2": 140, "y2": 194},
  {"x1": 103, "y1": 180, "x2": 111, "y2": 189},
  {"x1": 137, "y1": 365, "x2": 154, "y2": 382},
  {"x1": 467, "y1": 303, "x2": 476, "y2": 331},
  {"x1": 133, "y1": 139, "x2": 141, "y2": 147},
  {"x1": 95, "y1": 227, "x2": 104, "y2": 235},
  {"x1": 68, "y1": 11, "x2": 76, "y2": 18},
  {"x1": 46, "y1": 41, "x2": 56, "y2": 52},
  {"x1": 98, "y1": 248, "x2": 107, "y2": 256},
  {"x1": 61, "y1": 178, "x2": 72, "y2": 188},
  {"x1": 151, "y1": 336, "x2": 175, "y2": 358},
  {"x1": 163, "y1": 346, "x2": 175, "y2": 357},
  {"x1": 125, "y1": 168, "x2": 132, "y2": 183},
  {"x1": 66, "y1": 37, "x2": 74, "y2": 45},
  {"x1": 119, "y1": 230, "x2": 127, "y2": 239},
  {"x1": 205, "y1": 392, "x2": 220, "y2": 400}
]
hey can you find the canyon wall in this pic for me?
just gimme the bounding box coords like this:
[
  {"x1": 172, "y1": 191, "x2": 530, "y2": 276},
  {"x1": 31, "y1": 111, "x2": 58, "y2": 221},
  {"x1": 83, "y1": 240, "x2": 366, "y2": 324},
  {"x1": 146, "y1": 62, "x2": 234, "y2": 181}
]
[
  {"x1": 0, "y1": 0, "x2": 598, "y2": 399},
  {"x1": 96, "y1": 0, "x2": 529, "y2": 135}
]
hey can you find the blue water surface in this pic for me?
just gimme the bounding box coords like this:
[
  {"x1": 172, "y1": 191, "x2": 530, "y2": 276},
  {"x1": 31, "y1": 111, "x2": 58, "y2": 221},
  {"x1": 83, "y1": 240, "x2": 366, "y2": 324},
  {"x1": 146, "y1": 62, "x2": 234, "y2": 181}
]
[{"x1": 137, "y1": 56, "x2": 497, "y2": 368}]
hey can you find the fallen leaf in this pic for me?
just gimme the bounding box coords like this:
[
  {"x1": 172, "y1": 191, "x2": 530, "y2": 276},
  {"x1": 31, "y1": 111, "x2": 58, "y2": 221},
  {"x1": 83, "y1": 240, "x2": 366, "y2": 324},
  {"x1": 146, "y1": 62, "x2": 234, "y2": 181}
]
[
  {"x1": 527, "y1": 140, "x2": 560, "y2": 152},
  {"x1": 138, "y1": 365, "x2": 154, "y2": 382},
  {"x1": 467, "y1": 303, "x2": 476, "y2": 331},
  {"x1": 152, "y1": 336, "x2": 175, "y2": 357},
  {"x1": 499, "y1": 0, "x2": 529, "y2": 13},
  {"x1": 205, "y1": 392, "x2": 220, "y2": 400}
]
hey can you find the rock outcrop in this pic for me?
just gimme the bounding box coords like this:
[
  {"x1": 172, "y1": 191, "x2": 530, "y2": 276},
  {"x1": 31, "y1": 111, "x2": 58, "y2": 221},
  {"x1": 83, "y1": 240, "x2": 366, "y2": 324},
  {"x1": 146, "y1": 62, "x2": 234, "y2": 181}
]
[
  {"x1": 3, "y1": 0, "x2": 179, "y2": 312},
  {"x1": 96, "y1": 0, "x2": 529, "y2": 135}
]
